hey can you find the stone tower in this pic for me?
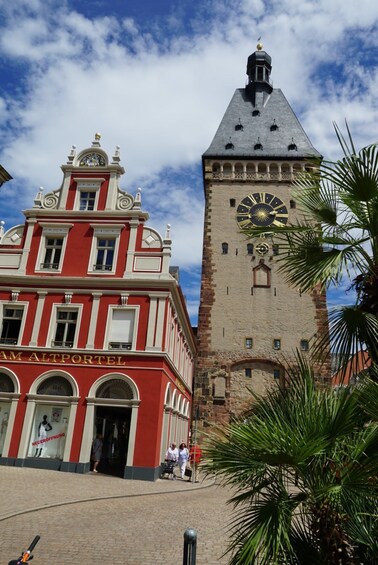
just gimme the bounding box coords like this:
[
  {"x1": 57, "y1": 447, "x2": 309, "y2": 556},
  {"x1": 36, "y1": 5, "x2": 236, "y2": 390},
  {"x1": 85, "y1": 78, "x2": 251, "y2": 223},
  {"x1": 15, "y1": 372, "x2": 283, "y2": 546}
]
[{"x1": 195, "y1": 44, "x2": 329, "y2": 429}]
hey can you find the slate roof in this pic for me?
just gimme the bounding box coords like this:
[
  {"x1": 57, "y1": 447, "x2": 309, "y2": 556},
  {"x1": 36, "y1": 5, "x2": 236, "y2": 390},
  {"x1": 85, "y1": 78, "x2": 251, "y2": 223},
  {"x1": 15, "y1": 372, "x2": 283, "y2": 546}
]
[{"x1": 203, "y1": 88, "x2": 321, "y2": 160}]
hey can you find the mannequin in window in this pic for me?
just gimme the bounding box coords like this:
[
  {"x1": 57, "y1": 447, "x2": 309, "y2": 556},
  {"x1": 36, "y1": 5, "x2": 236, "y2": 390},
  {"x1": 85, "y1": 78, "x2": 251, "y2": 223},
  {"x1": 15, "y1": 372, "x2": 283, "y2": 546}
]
[
  {"x1": 34, "y1": 415, "x2": 52, "y2": 457},
  {"x1": 0, "y1": 411, "x2": 9, "y2": 454}
]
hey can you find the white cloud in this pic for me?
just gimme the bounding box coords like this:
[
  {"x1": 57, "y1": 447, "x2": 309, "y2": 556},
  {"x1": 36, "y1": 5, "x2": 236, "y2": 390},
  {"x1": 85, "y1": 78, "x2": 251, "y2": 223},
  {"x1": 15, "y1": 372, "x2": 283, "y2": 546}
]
[{"x1": 1, "y1": 0, "x2": 377, "y2": 322}]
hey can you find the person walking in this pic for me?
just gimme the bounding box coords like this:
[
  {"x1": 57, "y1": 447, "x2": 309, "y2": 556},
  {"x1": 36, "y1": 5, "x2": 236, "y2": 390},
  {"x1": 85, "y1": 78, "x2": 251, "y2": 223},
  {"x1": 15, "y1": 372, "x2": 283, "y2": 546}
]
[
  {"x1": 178, "y1": 442, "x2": 190, "y2": 480},
  {"x1": 165, "y1": 442, "x2": 178, "y2": 479},
  {"x1": 91, "y1": 433, "x2": 103, "y2": 473}
]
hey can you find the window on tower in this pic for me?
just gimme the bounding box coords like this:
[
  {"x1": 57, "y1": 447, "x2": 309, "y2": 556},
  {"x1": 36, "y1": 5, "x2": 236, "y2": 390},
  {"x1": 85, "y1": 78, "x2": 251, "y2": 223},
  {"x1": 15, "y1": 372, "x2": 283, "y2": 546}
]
[
  {"x1": 245, "y1": 368, "x2": 252, "y2": 378},
  {"x1": 222, "y1": 242, "x2": 228, "y2": 254},
  {"x1": 245, "y1": 337, "x2": 253, "y2": 349},
  {"x1": 300, "y1": 339, "x2": 309, "y2": 352},
  {"x1": 247, "y1": 243, "x2": 254, "y2": 255},
  {"x1": 270, "y1": 120, "x2": 279, "y2": 131},
  {"x1": 230, "y1": 199, "x2": 236, "y2": 207},
  {"x1": 273, "y1": 368, "x2": 280, "y2": 380},
  {"x1": 290, "y1": 199, "x2": 296, "y2": 209},
  {"x1": 273, "y1": 339, "x2": 281, "y2": 350}
]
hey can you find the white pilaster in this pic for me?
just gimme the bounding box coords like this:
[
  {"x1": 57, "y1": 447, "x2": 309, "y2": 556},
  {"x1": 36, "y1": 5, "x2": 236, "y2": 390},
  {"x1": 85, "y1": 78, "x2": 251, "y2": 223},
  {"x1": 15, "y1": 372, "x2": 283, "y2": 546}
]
[
  {"x1": 18, "y1": 219, "x2": 37, "y2": 275},
  {"x1": 124, "y1": 219, "x2": 139, "y2": 275},
  {"x1": 86, "y1": 292, "x2": 102, "y2": 349},
  {"x1": 29, "y1": 291, "x2": 48, "y2": 347}
]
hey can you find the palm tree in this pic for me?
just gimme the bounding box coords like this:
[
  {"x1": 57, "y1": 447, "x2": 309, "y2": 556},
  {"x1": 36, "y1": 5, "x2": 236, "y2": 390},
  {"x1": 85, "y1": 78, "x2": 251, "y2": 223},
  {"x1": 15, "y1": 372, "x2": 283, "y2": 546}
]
[
  {"x1": 203, "y1": 357, "x2": 378, "y2": 564},
  {"x1": 243, "y1": 124, "x2": 378, "y2": 372}
]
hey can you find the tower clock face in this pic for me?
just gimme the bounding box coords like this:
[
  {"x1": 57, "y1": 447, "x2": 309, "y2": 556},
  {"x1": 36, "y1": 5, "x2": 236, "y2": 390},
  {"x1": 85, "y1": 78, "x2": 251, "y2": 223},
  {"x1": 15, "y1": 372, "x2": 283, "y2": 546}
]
[{"x1": 236, "y1": 192, "x2": 288, "y2": 228}]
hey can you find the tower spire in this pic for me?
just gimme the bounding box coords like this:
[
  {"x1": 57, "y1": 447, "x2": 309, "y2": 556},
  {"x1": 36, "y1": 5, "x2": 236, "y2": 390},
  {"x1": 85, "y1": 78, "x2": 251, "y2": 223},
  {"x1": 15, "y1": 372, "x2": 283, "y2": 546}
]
[{"x1": 246, "y1": 42, "x2": 273, "y2": 105}]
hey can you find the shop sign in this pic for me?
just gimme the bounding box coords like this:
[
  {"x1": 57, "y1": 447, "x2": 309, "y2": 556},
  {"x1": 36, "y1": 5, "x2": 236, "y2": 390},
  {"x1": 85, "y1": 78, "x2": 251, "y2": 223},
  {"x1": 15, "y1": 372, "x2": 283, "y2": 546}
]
[
  {"x1": 175, "y1": 377, "x2": 186, "y2": 393},
  {"x1": 0, "y1": 349, "x2": 127, "y2": 366}
]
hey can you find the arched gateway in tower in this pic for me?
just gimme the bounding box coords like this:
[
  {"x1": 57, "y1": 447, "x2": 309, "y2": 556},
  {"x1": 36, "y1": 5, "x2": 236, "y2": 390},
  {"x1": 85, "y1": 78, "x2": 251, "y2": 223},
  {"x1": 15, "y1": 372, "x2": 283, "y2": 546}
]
[{"x1": 195, "y1": 44, "x2": 329, "y2": 428}]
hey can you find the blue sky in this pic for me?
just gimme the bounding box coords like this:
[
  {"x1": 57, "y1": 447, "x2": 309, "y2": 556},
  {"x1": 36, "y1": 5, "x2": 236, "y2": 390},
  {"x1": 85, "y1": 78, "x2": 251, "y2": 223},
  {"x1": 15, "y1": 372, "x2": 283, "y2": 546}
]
[{"x1": 1, "y1": 0, "x2": 377, "y2": 323}]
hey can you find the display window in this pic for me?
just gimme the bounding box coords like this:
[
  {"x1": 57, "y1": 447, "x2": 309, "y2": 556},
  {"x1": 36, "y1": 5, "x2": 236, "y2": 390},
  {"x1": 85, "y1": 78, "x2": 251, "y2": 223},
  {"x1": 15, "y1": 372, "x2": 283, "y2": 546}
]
[
  {"x1": 28, "y1": 404, "x2": 69, "y2": 459},
  {"x1": 0, "y1": 400, "x2": 11, "y2": 456}
]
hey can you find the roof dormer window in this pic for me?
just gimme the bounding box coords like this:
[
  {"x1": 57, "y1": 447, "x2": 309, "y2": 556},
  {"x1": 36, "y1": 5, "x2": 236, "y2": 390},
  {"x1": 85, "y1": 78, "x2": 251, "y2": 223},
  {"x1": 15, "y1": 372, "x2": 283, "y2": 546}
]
[
  {"x1": 288, "y1": 138, "x2": 297, "y2": 151},
  {"x1": 254, "y1": 138, "x2": 263, "y2": 150},
  {"x1": 235, "y1": 119, "x2": 244, "y2": 131},
  {"x1": 225, "y1": 138, "x2": 234, "y2": 150},
  {"x1": 252, "y1": 110, "x2": 260, "y2": 117},
  {"x1": 270, "y1": 120, "x2": 279, "y2": 131}
]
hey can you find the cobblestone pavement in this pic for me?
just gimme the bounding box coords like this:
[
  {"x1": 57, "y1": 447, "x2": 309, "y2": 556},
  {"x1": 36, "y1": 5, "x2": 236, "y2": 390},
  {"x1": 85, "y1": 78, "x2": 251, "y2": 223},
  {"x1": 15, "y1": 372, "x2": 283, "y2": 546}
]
[{"x1": 0, "y1": 467, "x2": 235, "y2": 564}]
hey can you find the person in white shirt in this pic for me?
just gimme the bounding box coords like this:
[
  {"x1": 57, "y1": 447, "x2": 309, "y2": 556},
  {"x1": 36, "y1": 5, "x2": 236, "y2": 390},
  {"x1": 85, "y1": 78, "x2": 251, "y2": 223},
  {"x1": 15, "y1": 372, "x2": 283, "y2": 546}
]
[
  {"x1": 178, "y1": 442, "x2": 190, "y2": 479},
  {"x1": 165, "y1": 443, "x2": 178, "y2": 479}
]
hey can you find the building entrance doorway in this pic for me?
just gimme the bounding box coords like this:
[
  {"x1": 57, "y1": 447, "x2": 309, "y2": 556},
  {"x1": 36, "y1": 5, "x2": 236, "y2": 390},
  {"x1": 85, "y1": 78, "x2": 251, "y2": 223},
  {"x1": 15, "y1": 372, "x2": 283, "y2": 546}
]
[{"x1": 94, "y1": 405, "x2": 131, "y2": 477}]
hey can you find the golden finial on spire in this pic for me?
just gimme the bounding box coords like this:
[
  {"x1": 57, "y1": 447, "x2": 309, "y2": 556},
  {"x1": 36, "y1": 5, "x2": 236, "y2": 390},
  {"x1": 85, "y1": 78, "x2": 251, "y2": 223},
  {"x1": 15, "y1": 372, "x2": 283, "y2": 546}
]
[
  {"x1": 257, "y1": 37, "x2": 263, "y2": 50},
  {"x1": 95, "y1": 132, "x2": 101, "y2": 141}
]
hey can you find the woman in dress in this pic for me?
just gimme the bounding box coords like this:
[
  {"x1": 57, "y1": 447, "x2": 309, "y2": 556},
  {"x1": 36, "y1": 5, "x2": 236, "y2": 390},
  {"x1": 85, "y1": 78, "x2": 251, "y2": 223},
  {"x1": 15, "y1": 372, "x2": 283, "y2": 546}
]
[{"x1": 178, "y1": 442, "x2": 190, "y2": 480}]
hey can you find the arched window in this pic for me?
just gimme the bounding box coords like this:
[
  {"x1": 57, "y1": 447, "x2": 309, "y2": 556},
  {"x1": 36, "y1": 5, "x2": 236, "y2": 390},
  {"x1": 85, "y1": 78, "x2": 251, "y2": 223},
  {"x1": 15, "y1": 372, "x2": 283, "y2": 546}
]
[
  {"x1": 0, "y1": 373, "x2": 15, "y2": 393},
  {"x1": 253, "y1": 261, "x2": 271, "y2": 287},
  {"x1": 96, "y1": 378, "x2": 134, "y2": 400},
  {"x1": 222, "y1": 242, "x2": 228, "y2": 255},
  {"x1": 247, "y1": 243, "x2": 254, "y2": 255},
  {"x1": 37, "y1": 376, "x2": 73, "y2": 396},
  {"x1": 223, "y1": 163, "x2": 232, "y2": 177},
  {"x1": 28, "y1": 375, "x2": 74, "y2": 460}
]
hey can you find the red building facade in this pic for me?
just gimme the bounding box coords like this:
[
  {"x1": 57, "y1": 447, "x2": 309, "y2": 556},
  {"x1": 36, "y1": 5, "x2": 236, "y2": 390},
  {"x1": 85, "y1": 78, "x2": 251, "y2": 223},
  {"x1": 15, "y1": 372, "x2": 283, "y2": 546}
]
[{"x1": 0, "y1": 135, "x2": 195, "y2": 480}]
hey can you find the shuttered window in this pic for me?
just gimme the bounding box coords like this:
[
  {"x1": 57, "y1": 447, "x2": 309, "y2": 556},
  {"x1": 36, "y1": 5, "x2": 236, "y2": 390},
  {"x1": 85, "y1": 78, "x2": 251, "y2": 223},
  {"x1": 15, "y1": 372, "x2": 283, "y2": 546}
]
[{"x1": 108, "y1": 310, "x2": 135, "y2": 350}]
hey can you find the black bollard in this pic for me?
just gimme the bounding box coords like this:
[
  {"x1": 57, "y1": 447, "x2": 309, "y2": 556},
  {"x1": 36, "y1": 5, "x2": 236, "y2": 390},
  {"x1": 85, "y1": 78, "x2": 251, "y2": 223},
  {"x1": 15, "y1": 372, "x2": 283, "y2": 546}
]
[{"x1": 183, "y1": 527, "x2": 197, "y2": 565}]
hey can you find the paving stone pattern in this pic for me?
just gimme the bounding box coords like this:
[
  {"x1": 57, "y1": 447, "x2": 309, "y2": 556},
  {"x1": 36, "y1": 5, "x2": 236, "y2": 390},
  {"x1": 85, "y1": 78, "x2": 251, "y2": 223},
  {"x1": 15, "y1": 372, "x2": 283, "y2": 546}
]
[{"x1": 0, "y1": 467, "x2": 235, "y2": 564}]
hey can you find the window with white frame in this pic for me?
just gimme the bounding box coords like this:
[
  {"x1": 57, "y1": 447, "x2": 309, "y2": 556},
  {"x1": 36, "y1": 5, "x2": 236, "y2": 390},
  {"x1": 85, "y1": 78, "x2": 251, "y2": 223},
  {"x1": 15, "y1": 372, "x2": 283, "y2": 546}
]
[
  {"x1": 273, "y1": 338, "x2": 281, "y2": 351},
  {"x1": 107, "y1": 308, "x2": 136, "y2": 350},
  {"x1": 73, "y1": 178, "x2": 103, "y2": 212},
  {"x1": 52, "y1": 309, "x2": 78, "y2": 348},
  {"x1": 89, "y1": 225, "x2": 123, "y2": 274},
  {"x1": 79, "y1": 191, "x2": 96, "y2": 211},
  {"x1": 42, "y1": 237, "x2": 63, "y2": 269},
  {"x1": 94, "y1": 238, "x2": 115, "y2": 271},
  {"x1": 0, "y1": 306, "x2": 24, "y2": 345},
  {"x1": 36, "y1": 224, "x2": 72, "y2": 273}
]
